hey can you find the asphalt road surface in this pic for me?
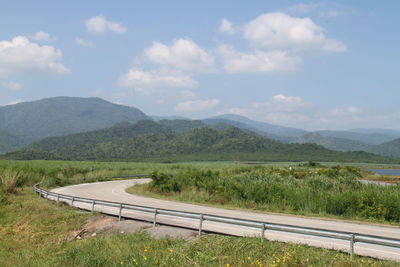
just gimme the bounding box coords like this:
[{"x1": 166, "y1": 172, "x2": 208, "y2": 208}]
[{"x1": 51, "y1": 179, "x2": 400, "y2": 261}]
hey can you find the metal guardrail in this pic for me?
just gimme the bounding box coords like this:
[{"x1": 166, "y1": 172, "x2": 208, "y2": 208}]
[{"x1": 33, "y1": 177, "x2": 400, "y2": 259}]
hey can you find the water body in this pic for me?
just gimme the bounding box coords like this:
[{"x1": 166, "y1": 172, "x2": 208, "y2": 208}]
[{"x1": 368, "y1": 169, "x2": 400, "y2": 176}]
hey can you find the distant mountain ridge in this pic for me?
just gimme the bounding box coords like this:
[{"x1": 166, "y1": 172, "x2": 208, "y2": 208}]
[
  {"x1": 209, "y1": 114, "x2": 307, "y2": 137},
  {"x1": 0, "y1": 96, "x2": 150, "y2": 153}
]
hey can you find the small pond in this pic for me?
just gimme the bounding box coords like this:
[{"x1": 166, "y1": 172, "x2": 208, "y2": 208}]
[{"x1": 368, "y1": 169, "x2": 400, "y2": 176}]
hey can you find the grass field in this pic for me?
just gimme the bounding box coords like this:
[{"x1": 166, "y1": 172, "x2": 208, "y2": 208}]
[{"x1": 1, "y1": 160, "x2": 400, "y2": 266}]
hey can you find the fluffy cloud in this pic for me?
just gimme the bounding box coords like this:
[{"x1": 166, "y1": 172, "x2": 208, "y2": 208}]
[
  {"x1": 243, "y1": 12, "x2": 347, "y2": 52},
  {"x1": 145, "y1": 39, "x2": 215, "y2": 72},
  {"x1": 219, "y1": 44, "x2": 299, "y2": 72},
  {"x1": 117, "y1": 68, "x2": 199, "y2": 94},
  {"x1": 29, "y1": 31, "x2": 56, "y2": 42},
  {"x1": 175, "y1": 98, "x2": 220, "y2": 112},
  {"x1": 1, "y1": 81, "x2": 22, "y2": 90},
  {"x1": 75, "y1": 37, "x2": 93, "y2": 47},
  {"x1": 85, "y1": 15, "x2": 127, "y2": 34},
  {"x1": 219, "y1": 19, "x2": 236, "y2": 34},
  {"x1": 0, "y1": 36, "x2": 70, "y2": 76},
  {"x1": 6, "y1": 100, "x2": 22, "y2": 105}
]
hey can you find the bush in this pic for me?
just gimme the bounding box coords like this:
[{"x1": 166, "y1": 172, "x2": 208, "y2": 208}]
[{"x1": 0, "y1": 169, "x2": 24, "y2": 194}]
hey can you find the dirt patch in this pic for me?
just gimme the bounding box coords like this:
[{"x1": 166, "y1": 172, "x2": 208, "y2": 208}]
[{"x1": 63, "y1": 215, "x2": 198, "y2": 241}]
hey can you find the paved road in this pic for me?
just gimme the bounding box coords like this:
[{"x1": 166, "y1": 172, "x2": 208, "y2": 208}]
[{"x1": 51, "y1": 179, "x2": 400, "y2": 261}]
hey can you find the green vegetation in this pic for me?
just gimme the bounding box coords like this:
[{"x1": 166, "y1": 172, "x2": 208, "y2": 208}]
[
  {"x1": 0, "y1": 160, "x2": 397, "y2": 266},
  {"x1": 137, "y1": 164, "x2": 400, "y2": 223},
  {"x1": 5, "y1": 124, "x2": 398, "y2": 163}
]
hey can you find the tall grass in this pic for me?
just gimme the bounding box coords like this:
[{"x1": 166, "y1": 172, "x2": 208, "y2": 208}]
[{"x1": 147, "y1": 165, "x2": 400, "y2": 222}]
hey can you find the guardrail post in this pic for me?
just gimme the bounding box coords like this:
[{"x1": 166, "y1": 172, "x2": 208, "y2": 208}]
[
  {"x1": 91, "y1": 200, "x2": 95, "y2": 212},
  {"x1": 349, "y1": 234, "x2": 355, "y2": 259},
  {"x1": 198, "y1": 214, "x2": 204, "y2": 236},
  {"x1": 118, "y1": 204, "x2": 123, "y2": 221},
  {"x1": 45, "y1": 192, "x2": 48, "y2": 199},
  {"x1": 153, "y1": 209, "x2": 158, "y2": 227},
  {"x1": 71, "y1": 196, "x2": 75, "y2": 206},
  {"x1": 56, "y1": 194, "x2": 60, "y2": 203},
  {"x1": 261, "y1": 223, "x2": 266, "y2": 239}
]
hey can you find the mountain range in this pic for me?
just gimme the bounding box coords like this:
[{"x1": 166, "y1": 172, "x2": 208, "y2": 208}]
[{"x1": 2, "y1": 96, "x2": 400, "y2": 159}]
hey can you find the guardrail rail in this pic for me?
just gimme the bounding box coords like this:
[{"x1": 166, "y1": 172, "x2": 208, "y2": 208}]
[{"x1": 33, "y1": 177, "x2": 400, "y2": 260}]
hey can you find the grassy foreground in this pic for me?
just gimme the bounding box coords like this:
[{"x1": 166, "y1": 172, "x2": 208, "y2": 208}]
[
  {"x1": 0, "y1": 188, "x2": 397, "y2": 267},
  {"x1": 1, "y1": 160, "x2": 399, "y2": 266}
]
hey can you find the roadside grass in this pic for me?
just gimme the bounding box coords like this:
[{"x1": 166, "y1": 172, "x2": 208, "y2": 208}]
[
  {"x1": 0, "y1": 188, "x2": 396, "y2": 267},
  {"x1": 0, "y1": 160, "x2": 399, "y2": 266},
  {"x1": 127, "y1": 165, "x2": 400, "y2": 225},
  {"x1": 0, "y1": 187, "x2": 92, "y2": 266},
  {"x1": 128, "y1": 183, "x2": 400, "y2": 226}
]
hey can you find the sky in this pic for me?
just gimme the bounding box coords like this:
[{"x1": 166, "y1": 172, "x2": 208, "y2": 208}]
[{"x1": 0, "y1": 0, "x2": 399, "y2": 131}]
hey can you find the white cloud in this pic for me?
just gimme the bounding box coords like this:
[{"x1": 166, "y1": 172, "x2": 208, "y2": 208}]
[
  {"x1": 7, "y1": 100, "x2": 21, "y2": 105},
  {"x1": 219, "y1": 44, "x2": 299, "y2": 73},
  {"x1": 0, "y1": 36, "x2": 70, "y2": 76},
  {"x1": 320, "y1": 10, "x2": 343, "y2": 18},
  {"x1": 117, "y1": 68, "x2": 199, "y2": 94},
  {"x1": 1, "y1": 81, "x2": 22, "y2": 90},
  {"x1": 145, "y1": 39, "x2": 215, "y2": 72},
  {"x1": 180, "y1": 89, "x2": 197, "y2": 100},
  {"x1": 85, "y1": 15, "x2": 127, "y2": 34},
  {"x1": 29, "y1": 31, "x2": 56, "y2": 42},
  {"x1": 331, "y1": 106, "x2": 362, "y2": 116},
  {"x1": 289, "y1": 3, "x2": 319, "y2": 13},
  {"x1": 219, "y1": 19, "x2": 236, "y2": 34},
  {"x1": 175, "y1": 98, "x2": 220, "y2": 112},
  {"x1": 75, "y1": 37, "x2": 93, "y2": 47},
  {"x1": 243, "y1": 12, "x2": 347, "y2": 52}
]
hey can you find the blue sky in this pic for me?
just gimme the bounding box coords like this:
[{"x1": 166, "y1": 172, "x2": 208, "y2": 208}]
[{"x1": 0, "y1": 1, "x2": 399, "y2": 130}]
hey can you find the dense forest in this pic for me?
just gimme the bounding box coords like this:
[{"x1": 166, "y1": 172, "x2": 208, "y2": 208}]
[{"x1": 4, "y1": 120, "x2": 398, "y2": 163}]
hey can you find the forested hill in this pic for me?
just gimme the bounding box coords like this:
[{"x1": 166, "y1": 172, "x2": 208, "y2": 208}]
[
  {"x1": 5, "y1": 121, "x2": 397, "y2": 163},
  {"x1": 27, "y1": 120, "x2": 173, "y2": 151},
  {"x1": 0, "y1": 96, "x2": 150, "y2": 143}
]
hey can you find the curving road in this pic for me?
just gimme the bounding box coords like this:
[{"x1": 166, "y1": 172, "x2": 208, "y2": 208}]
[{"x1": 51, "y1": 179, "x2": 400, "y2": 261}]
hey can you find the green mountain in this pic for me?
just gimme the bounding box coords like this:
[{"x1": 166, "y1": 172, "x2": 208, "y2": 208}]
[
  {"x1": 295, "y1": 132, "x2": 371, "y2": 152},
  {"x1": 5, "y1": 123, "x2": 396, "y2": 163},
  {"x1": 27, "y1": 120, "x2": 172, "y2": 152},
  {"x1": 0, "y1": 96, "x2": 150, "y2": 152},
  {"x1": 367, "y1": 138, "x2": 400, "y2": 157},
  {"x1": 158, "y1": 119, "x2": 206, "y2": 134}
]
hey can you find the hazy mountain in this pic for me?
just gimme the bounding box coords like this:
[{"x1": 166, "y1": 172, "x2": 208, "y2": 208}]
[
  {"x1": 315, "y1": 130, "x2": 396, "y2": 145},
  {"x1": 0, "y1": 97, "x2": 150, "y2": 152},
  {"x1": 151, "y1": 115, "x2": 189, "y2": 121},
  {"x1": 0, "y1": 130, "x2": 31, "y2": 154},
  {"x1": 203, "y1": 118, "x2": 295, "y2": 143},
  {"x1": 349, "y1": 128, "x2": 400, "y2": 137},
  {"x1": 208, "y1": 114, "x2": 307, "y2": 138},
  {"x1": 295, "y1": 132, "x2": 371, "y2": 152}
]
